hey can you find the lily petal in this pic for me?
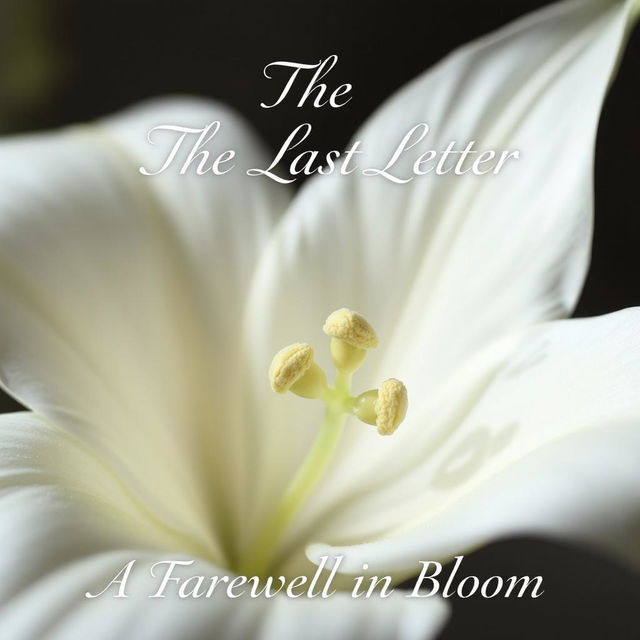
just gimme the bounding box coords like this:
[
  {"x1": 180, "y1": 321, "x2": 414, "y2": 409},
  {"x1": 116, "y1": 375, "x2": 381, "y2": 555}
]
[
  {"x1": 0, "y1": 412, "x2": 191, "y2": 590},
  {"x1": 2, "y1": 554, "x2": 450, "y2": 640},
  {"x1": 0, "y1": 98, "x2": 288, "y2": 559},
  {"x1": 245, "y1": 0, "x2": 638, "y2": 536},
  {"x1": 307, "y1": 308, "x2": 640, "y2": 574},
  {"x1": 0, "y1": 413, "x2": 448, "y2": 640}
]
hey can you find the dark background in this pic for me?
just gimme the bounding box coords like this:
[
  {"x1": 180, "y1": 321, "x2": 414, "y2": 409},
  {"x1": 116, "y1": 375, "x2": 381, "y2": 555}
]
[{"x1": 1, "y1": 1, "x2": 639, "y2": 637}]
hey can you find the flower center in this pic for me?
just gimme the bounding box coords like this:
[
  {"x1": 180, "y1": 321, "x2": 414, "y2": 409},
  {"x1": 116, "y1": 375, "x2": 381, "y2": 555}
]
[{"x1": 237, "y1": 308, "x2": 408, "y2": 577}]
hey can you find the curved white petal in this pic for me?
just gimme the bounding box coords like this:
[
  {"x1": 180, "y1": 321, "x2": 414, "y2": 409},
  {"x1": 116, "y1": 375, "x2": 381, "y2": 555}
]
[
  {"x1": 0, "y1": 412, "x2": 193, "y2": 591},
  {"x1": 244, "y1": 0, "x2": 638, "y2": 539},
  {"x1": 1, "y1": 552, "x2": 449, "y2": 640},
  {"x1": 0, "y1": 98, "x2": 289, "y2": 560},
  {"x1": 307, "y1": 308, "x2": 640, "y2": 573},
  {"x1": 0, "y1": 414, "x2": 448, "y2": 640}
]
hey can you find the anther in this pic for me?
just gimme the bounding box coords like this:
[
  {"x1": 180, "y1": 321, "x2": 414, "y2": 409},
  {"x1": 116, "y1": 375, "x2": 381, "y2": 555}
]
[
  {"x1": 375, "y1": 379, "x2": 408, "y2": 435},
  {"x1": 323, "y1": 308, "x2": 378, "y2": 373},
  {"x1": 354, "y1": 379, "x2": 408, "y2": 435},
  {"x1": 268, "y1": 343, "x2": 327, "y2": 399}
]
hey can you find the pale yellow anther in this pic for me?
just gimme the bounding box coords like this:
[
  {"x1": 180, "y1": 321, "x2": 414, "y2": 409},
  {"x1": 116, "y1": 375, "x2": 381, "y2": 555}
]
[
  {"x1": 323, "y1": 308, "x2": 378, "y2": 350},
  {"x1": 374, "y1": 378, "x2": 408, "y2": 436},
  {"x1": 269, "y1": 343, "x2": 314, "y2": 393}
]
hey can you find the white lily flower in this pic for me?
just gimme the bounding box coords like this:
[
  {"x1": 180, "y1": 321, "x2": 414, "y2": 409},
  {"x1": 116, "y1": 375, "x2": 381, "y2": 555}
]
[{"x1": 0, "y1": 0, "x2": 639, "y2": 637}]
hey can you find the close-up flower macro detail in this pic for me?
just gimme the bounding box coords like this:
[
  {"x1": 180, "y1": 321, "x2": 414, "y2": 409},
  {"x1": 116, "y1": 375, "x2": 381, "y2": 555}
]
[{"x1": 0, "y1": 0, "x2": 639, "y2": 638}]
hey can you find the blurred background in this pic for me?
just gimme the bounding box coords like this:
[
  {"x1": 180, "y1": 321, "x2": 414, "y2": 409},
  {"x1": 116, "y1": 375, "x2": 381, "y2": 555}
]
[{"x1": 0, "y1": 0, "x2": 639, "y2": 637}]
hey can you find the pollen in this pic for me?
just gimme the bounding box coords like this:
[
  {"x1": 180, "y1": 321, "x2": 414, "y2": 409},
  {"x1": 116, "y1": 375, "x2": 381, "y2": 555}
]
[
  {"x1": 323, "y1": 308, "x2": 378, "y2": 349},
  {"x1": 268, "y1": 311, "x2": 407, "y2": 434},
  {"x1": 268, "y1": 343, "x2": 314, "y2": 393},
  {"x1": 375, "y1": 378, "x2": 408, "y2": 435}
]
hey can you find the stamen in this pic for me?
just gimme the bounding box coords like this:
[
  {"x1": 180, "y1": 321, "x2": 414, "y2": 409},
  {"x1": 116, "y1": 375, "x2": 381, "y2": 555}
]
[
  {"x1": 353, "y1": 389, "x2": 378, "y2": 425},
  {"x1": 323, "y1": 308, "x2": 378, "y2": 349},
  {"x1": 291, "y1": 363, "x2": 327, "y2": 399},
  {"x1": 242, "y1": 309, "x2": 408, "y2": 577},
  {"x1": 353, "y1": 380, "x2": 408, "y2": 435},
  {"x1": 268, "y1": 343, "x2": 314, "y2": 393},
  {"x1": 323, "y1": 308, "x2": 378, "y2": 373},
  {"x1": 374, "y1": 378, "x2": 408, "y2": 435},
  {"x1": 268, "y1": 343, "x2": 327, "y2": 399}
]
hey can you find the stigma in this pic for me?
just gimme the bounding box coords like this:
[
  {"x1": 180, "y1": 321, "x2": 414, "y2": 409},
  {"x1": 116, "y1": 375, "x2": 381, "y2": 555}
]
[{"x1": 268, "y1": 308, "x2": 408, "y2": 435}]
